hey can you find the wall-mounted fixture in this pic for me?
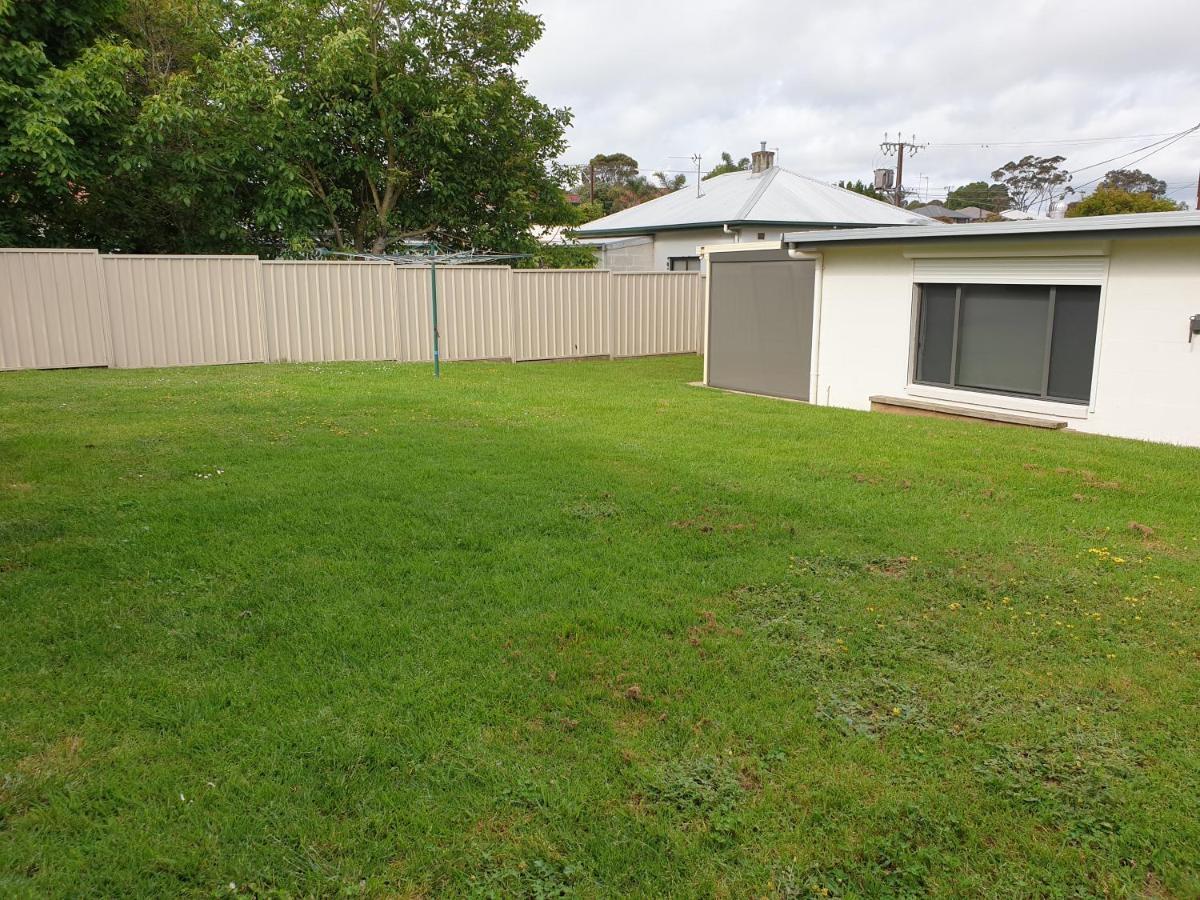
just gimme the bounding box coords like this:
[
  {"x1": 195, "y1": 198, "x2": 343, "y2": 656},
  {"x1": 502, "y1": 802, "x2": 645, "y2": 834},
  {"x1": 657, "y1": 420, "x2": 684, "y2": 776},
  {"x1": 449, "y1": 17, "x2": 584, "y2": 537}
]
[{"x1": 1191, "y1": 314, "x2": 1200, "y2": 343}]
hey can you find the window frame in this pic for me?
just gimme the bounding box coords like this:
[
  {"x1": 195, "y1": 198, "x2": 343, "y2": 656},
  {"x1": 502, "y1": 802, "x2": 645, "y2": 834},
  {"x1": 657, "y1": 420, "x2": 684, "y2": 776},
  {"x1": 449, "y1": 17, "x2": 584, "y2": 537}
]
[
  {"x1": 668, "y1": 256, "x2": 701, "y2": 272},
  {"x1": 912, "y1": 282, "x2": 1100, "y2": 406}
]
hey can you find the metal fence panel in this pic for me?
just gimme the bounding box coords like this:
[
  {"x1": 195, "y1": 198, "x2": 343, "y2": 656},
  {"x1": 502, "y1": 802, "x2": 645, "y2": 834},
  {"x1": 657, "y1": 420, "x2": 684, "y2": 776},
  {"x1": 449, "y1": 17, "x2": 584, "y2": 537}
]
[
  {"x1": 0, "y1": 249, "x2": 110, "y2": 370},
  {"x1": 262, "y1": 261, "x2": 397, "y2": 362},
  {"x1": 395, "y1": 267, "x2": 433, "y2": 362},
  {"x1": 611, "y1": 273, "x2": 704, "y2": 357},
  {"x1": 1, "y1": 251, "x2": 703, "y2": 372},
  {"x1": 437, "y1": 266, "x2": 512, "y2": 361},
  {"x1": 511, "y1": 270, "x2": 610, "y2": 361},
  {"x1": 102, "y1": 255, "x2": 266, "y2": 368}
]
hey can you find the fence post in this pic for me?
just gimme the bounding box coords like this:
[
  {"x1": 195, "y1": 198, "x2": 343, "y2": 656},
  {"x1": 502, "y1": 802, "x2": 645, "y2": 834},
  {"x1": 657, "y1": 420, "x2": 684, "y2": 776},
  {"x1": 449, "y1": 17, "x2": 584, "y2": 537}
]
[
  {"x1": 253, "y1": 256, "x2": 271, "y2": 363},
  {"x1": 606, "y1": 271, "x2": 617, "y2": 360},
  {"x1": 505, "y1": 266, "x2": 517, "y2": 363}
]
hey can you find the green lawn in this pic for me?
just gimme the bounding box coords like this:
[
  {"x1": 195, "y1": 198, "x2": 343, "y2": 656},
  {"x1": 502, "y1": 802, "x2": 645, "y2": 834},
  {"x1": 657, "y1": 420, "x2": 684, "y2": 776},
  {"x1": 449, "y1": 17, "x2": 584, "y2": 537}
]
[{"x1": 1, "y1": 356, "x2": 1198, "y2": 898}]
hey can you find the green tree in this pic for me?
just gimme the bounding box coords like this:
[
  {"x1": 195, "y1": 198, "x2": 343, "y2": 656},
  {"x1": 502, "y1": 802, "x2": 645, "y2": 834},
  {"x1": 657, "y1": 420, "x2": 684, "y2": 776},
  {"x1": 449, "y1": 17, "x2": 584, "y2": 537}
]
[
  {"x1": 519, "y1": 242, "x2": 597, "y2": 269},
  {"x1": 567, "y1": 153, "x2": 677, "y2": 216},
  {"x1": 1, "y1": 0, "x2": 577, "y2": 256},
  {"x1": 945, "y1": 181, "x2": 1011, "y2": 211},
  {"x1": 1065, "y1": 186, "x2": 1183, "y2": 217},
  {"x1": 653, "y1": 171, "x2": 687, "y2": 191},
  {"x1": 837, "y1": 179, "x2": 887, "y2": 201},
  {"x1": 991, "y1": 155, "x2": 1071, "y2": 212},
  {"x1": 1097, "y1": 168, "x2": 1168, "y2": 197},
  {"x1": 0, "y1": 0, "x2": 142, "y2": 245},
  {"x1": 703, "y1": 151, "x2": 749, "y2": 180},
  {"x1": 586, "y1": 153, "x2": 639, "y2": 187}
]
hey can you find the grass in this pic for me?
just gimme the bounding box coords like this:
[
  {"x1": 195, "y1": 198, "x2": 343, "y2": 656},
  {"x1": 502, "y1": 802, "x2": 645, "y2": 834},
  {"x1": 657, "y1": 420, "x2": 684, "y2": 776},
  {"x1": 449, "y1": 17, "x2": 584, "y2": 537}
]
[{"x1": 1, "y1": 355, "x2": 1198, "y2": 898}]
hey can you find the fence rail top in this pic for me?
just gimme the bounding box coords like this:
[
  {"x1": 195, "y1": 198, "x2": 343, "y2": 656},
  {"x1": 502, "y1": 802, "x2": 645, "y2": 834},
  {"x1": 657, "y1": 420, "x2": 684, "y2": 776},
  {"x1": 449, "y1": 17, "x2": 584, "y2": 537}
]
[
  {"x1": 0, "y1": 247, "x2": 101, "y2": 255},
  {"x1": 101, "y1": 254, "x2": 261, "y2": 260},
  {"x1": 261, "y1": 260, "x2": 395, "y2": 266}
]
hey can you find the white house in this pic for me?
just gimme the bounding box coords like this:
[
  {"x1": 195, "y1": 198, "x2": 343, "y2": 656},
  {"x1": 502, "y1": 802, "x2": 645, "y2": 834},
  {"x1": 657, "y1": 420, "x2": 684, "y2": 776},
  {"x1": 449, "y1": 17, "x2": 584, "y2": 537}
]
[
  {"x1": 701, "y1": 210, "x2": 1200, "y2": 447},
  {"x1": 574, "y1": 145, "x2": 934, "y2": 272}
]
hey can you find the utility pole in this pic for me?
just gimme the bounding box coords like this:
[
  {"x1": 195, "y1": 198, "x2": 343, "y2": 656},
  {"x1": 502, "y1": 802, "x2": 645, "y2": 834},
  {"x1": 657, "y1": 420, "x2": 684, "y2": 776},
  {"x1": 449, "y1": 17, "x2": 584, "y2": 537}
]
[
  {"x1": 589, "y1": 161, "x2": 595, "y2": 203},
  {"x1": 880, "y1": 133, "x2": 927, "y2": 206},
  {"x1": 692, "y1": 154, "x2": 703, "y2": 198}
]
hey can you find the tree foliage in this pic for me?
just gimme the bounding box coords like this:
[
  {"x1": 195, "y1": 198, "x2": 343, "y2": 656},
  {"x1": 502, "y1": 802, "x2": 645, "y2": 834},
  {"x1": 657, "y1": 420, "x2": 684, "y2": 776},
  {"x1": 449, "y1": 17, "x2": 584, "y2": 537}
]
[
  {"x1": 837, "y1": 179, "x2": 888, "y2": 201},
  {"x1": 1066, "y1": 186, "x2": 1183, "y2": 218},
  {"x1": 990, "y1": 155, "x2": 1071, "y2": 212},
  {"x1": 1097, "y1": 168, "x2": 1168, "y2": 197},
  {"x1": 566, "y1": 153, "x2": 679, "y2": 216},
  {"x1": 703, "y1": 151, "x2": 749, "y2": 180},
  {"x1": 945, "y1": 181, "x2": 1011, "y2": 212},
  {"x1": 0, "y1": 0, "x2": 578, "y2": 258},
  {"x1": 518, "y1": 242, "x2": 597, "y2": 269}
]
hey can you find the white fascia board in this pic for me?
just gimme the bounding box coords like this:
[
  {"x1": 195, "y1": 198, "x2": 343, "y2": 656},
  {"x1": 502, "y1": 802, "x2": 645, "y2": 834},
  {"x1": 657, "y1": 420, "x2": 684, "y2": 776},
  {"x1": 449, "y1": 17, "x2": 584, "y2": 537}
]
[{"x1": 701, "y1": 241, "x2": 785, "y2": 257}]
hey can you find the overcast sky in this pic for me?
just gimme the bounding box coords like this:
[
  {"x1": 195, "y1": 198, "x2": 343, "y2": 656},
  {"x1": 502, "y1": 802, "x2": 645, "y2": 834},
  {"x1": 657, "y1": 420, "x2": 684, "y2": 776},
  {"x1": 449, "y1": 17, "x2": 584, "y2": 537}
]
[{"x1": 518, "y1": 0, "x2": 1200, "y2": 208}]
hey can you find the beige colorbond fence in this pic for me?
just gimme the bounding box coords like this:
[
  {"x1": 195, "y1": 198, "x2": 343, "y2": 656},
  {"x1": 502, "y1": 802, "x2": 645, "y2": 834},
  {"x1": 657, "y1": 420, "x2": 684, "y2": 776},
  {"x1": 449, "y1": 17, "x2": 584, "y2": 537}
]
[
  {"x1": 103, "y1": 255, "x2": 266, "y2": 368},
  {"x1": 0, "y1": 250, "x2": 703, "y2": 371},
  {"x1": 262, "y1": 261, "x2": 399, "y2": 363},
  {"x1": 612, "y1": 273, "x2": 704, "y2": 358},
  {"x1": 511, "y1": 270, "x2": 610, "y2": 361},
  {"x1": 0, "y1": 249, "x2": 111, "y2": 371}
]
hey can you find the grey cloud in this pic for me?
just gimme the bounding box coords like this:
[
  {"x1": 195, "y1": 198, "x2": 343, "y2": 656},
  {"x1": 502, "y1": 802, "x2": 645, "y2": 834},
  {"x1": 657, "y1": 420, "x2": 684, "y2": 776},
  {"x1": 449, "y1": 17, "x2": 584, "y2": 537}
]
[{"x1": 519, "y1": 0, "x2": 1200, "y2": 204}]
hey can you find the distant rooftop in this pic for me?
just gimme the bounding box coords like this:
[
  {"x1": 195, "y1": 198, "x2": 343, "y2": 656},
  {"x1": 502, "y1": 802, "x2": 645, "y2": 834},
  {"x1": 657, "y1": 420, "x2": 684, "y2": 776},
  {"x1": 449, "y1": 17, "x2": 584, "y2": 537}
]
[
  {"x1": 576, "y1": 165, "x2": 935, "y2": 236},
  {"x1": 911, "y1": 203, "x2": 981, "y2": 221}
]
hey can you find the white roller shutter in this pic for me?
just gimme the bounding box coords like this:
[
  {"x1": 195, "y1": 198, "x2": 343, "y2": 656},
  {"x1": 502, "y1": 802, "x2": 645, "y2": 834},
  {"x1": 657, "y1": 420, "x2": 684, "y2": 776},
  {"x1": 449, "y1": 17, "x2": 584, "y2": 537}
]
[{"x1": 913, "y1": 256, "x2": 1106, "y2": 285}]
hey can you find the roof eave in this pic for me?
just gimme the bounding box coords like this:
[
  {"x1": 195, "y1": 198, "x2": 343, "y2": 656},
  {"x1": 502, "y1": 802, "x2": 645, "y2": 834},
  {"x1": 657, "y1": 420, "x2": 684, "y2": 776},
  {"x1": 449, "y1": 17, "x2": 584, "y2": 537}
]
[
  {"x1": 578, "y1": 220, "x2": 933, "y2": 238},
  {"x1": 785, "y1": 223, "x2": 1200, "y2": 248}
]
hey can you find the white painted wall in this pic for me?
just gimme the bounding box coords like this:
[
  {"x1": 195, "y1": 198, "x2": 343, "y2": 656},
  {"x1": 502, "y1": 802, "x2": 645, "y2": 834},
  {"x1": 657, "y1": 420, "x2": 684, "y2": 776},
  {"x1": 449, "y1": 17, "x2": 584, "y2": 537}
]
[
  {"x1": 653, "y1": 227, "x2": 790, "y2": 272},
  {"x1": 807, "y1": 236, "x2": 1200, "y2": 446}
]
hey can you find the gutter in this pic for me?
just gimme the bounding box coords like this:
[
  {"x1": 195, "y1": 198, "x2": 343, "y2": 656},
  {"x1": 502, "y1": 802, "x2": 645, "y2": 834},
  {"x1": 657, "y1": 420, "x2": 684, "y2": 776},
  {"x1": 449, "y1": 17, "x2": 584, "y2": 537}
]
[
  {"x1": 577, "y1": 220, "x2": 929, "y2": 238},
  {"x1": 784, "y1": 223, "x2": 1200, "y2": 248}
]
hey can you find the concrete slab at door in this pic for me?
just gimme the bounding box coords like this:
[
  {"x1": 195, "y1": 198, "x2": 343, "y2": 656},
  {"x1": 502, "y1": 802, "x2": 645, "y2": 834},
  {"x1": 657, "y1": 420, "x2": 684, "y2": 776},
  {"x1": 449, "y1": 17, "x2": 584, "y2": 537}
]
[{"x1": 707, "y1": 258, "x2": 815, "y2": 401}]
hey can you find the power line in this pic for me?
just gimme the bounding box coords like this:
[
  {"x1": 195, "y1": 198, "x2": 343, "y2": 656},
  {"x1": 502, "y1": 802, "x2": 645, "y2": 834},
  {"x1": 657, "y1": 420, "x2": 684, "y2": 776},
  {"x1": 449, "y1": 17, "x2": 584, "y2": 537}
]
[
  {"x1": 1048, "y1": 123, "x2": 1200, "y2": 201},
  {"x1": 927, "y1": 130, "x2": 1184, "y2": 149},
  {"x1": 1066, "y1": 123, "x2": 1200, "y2": 176}
]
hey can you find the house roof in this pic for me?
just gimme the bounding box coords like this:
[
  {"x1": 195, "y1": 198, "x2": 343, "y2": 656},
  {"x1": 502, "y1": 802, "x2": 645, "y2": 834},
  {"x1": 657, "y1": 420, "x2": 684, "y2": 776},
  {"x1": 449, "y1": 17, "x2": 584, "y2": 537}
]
[
  {"x1": 780, "y1": 210, "x2": 1200, "y2": 247},
  {"x1": 531, "y1": 226, "x2": 650, "y2": 249},
  {"x1": 912, "y1": 203, "x2": 974, "y2": 220},
  {"x1": 998, "y1": 209, "x2": 1047, "y2": 221},
  {"x1": 576, "y1": 166, "x2": 936, "y2": 236}
]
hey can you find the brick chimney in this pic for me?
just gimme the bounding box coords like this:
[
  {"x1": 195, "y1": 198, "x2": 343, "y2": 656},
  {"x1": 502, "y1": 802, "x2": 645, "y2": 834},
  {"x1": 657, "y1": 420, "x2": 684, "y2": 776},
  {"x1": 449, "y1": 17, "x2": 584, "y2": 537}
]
[{"x1": 751, "y1": 141, "x2": 775, "y2": 174}]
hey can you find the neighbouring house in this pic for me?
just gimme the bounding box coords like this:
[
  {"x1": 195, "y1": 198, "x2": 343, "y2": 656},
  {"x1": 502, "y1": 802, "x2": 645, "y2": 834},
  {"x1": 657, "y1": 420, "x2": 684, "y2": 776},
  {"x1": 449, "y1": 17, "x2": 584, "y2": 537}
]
[
  {"x1": 998, "y1": 208, "x2": 1047, "y2": 221},
  {"x1": 957, "y1": 206, "x2": 992, "y2": 221},
  {"x1": 701, "y1": 210, "x2": 1200, "y2": 447},
  {"x1": 911, "y1": 203, "x2": 979, "y2": 224},
  {"x1": 533, "y1": 226, "x2": 655, "y2": 270},
  {"x1": 573, "y1": 144, "x2": 935, "y2": 272}
]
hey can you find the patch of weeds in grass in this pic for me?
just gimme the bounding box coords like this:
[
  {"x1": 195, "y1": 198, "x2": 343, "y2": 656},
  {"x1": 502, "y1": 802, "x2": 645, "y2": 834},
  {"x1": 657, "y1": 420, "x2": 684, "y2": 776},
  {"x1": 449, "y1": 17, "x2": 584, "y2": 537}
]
[
  {"x1": 643, "y1": 757, "x2": 746, "y2": 839},
  {"x1": 975, "y1": 728, "x2": 1143, "y2": 846},
  {"x1": 771, "y1": 863, "x2": 852, "y2": 898},
  {"x1": 497, "y1": 778, "x2": 551, "y2": 812},
  {"x1": 672, "y1": 504, "x2": 755, "y2": 535},
  {"x1": 470, "y1": 854, "x2": 582, "y2": 899},
  {"x1": 816, "y1": 676, "x2": 931, "y2": 739},
  {"x1": 773, "y1": 807, "x2": 964, "y2": 898},
  {"x1": 565, "y1": 494, "x2": 619, "y2": 521},
  {"x1": 788, "y1": 554, "x2": 865, "y2": 581}
]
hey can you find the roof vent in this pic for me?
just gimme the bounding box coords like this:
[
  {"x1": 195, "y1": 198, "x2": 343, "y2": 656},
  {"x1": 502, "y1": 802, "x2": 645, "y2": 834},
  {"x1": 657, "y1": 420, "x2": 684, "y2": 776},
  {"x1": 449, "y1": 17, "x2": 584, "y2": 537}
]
[{"x1": 751, "y1": 141, "x2": 775, "y2": 174}]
